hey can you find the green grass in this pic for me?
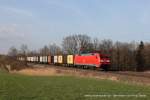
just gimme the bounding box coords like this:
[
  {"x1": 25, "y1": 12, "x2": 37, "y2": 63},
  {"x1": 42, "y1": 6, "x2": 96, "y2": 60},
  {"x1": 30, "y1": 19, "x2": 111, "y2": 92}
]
[{"x1": 0, "y1": 72, "x2": 150, "y2": 100}]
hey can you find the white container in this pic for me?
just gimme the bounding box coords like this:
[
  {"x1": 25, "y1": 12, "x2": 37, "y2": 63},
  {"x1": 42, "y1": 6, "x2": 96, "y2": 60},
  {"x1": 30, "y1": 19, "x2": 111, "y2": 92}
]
[
  {"x1": 40, "y1": 56, "x2": 43, "y2": 62},
  {"x1": 54, "y1": 56, "x2": 58, "y2": 63},
  {"x1": 43, "y1": 56, "x2": 47, "y2": 63}
]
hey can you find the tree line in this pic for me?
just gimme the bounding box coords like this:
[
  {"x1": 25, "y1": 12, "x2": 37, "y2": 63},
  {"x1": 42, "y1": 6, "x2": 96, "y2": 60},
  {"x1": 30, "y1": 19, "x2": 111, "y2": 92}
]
[{"x1": 8, "y1": 34, "x2": 150, "y2": 71}]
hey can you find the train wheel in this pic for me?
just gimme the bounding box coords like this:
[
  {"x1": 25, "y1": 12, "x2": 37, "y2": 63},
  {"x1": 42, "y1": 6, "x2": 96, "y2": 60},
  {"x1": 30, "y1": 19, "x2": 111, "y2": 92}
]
[
  {"x1": 102, "y1": 67, "x2": 108, "y2": 71},
  {"x1": 96, "y1": 67, "x2": 101, "y2": 71}
]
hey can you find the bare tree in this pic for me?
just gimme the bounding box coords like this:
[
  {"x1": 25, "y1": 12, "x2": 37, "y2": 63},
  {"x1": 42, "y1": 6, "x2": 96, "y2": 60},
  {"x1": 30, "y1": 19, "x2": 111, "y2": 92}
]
[
  {"x1": 20, "y1": 44, "x2": 28, "y2": 55},
  {"x1": 20, "y1": 44, "x2": 28, "y2": 65},
  {"x1": 49, "y1": 43, "x2": 62, "y2": 55},
  {"x1": 8, "y1": 46, "x2": 18, "y2": 58},
  {"x1": 28, "y1": 50, "x2": 38, "y2": 56},
  {"x1": 62, "y1": 35, "x2": 78, "y2": 54},
  {"x1": 62, "y1": 34, "x2": 92, "y2": 54},
  {"x1": 76, "y1": 34, "x2": 92, "y2": 51},
  {"x1": 110, "y1": 41, "x2": 137, "y2": 71},
  {"x1": 114, "y1": 41, "x2": 121, "y2": 70},
  {"x1": 99, "y1": 39, "x2": 113, "y2": 55},
  {"x1": 40, "y1": 45, "x2": 49, "y2": 55},
  {"x1": 93, "y1": 38, "x2": 100, "y2": 50},
  {"x1": 144, "y1": 43, "x2": 150, "y2": 70}
]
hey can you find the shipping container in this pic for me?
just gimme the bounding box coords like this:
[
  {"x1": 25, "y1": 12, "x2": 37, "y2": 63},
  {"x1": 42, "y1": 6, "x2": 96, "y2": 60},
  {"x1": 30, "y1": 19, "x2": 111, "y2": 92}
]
[
  {"x1": 58, "y1": 55, "x2": 63, "y2": 64},
  {"x1": 48, "y1": 56, "x2": 51, "y2": 64},
  {"x1": 51, "y1": 56, "x2": 54, "y2": 64},
  {"x1": 31, "y1": 57, "x2": 34, "y2": 62},
  {"x1": 54, "y1": 56, "x2": 58, "y2": 64},
  {"x1": 40, "y1": 56, "x2": 43, "y2": 63},
  {"x1": 67, "y1": 55, "x2": 74, "y2": 64},
  {"x1": 35, "y1": 56, "x2": 38, "y2": 62},
  {"x1": 63, "y1": 55, "x2": 67, "y2": 64},
  {"x1": 43, "y1": 56, "x2": 48, "y2": 63}
]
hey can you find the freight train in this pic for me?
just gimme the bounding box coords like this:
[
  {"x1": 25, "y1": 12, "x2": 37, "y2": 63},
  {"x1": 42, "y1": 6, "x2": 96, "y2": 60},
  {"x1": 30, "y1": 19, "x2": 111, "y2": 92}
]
[{"x1": 18, "y1": 52, "x2": 111, "y2": 70}]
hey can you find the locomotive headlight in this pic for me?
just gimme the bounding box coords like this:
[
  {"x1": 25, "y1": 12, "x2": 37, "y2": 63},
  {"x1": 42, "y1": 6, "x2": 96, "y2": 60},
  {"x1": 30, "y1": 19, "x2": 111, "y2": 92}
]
[
  {"x1": 106, "y1": 60, "x2": 110, "y2": 62},
  {"x1": 100, "y1": 60, "x2": 104, "y2": 62}
]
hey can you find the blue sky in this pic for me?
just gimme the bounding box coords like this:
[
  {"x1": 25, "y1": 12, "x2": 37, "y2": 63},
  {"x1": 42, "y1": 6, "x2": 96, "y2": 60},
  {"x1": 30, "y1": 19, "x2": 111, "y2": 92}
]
[{"x1": 0, "y1": 0, "x2": 150, "y2": 53}]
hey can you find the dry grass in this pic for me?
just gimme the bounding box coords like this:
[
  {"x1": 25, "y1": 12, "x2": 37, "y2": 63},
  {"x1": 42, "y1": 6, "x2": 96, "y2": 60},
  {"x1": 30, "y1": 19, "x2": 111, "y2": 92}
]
[
  {"x1": 9, "y1": 63, "x2": 150, "y2": 86},
  {"x1": 12, "y1": 67, "x2": 119, "y2": 81},
  {"x1": 12, "y1": 68, "x2": 60, "y2": 76}
]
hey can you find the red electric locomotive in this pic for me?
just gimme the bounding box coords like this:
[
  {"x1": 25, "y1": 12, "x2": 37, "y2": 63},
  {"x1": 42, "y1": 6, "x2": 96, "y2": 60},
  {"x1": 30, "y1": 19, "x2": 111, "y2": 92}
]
[{"x1": 74, "y1": 51, "x2": 110, "y2": 70}]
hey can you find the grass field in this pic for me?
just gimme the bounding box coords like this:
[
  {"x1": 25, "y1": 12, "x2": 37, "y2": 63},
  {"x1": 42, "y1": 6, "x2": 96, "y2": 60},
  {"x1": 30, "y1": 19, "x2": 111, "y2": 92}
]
[{"x1": 0, "y1": 71, "x2": 150, "y2": 100}]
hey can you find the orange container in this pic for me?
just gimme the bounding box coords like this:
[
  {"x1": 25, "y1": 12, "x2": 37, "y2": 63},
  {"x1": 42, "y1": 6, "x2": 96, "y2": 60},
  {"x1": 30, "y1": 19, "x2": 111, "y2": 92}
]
[{"x1": 48, "y1": 56, "x2": 51, "y2": 64}]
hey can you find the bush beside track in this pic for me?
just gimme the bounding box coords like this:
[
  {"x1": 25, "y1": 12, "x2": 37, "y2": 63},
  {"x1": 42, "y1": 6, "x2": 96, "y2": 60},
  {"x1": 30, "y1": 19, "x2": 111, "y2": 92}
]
[{"x1": 0, "y1": 55, "x2": 29, "y2": 71}]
